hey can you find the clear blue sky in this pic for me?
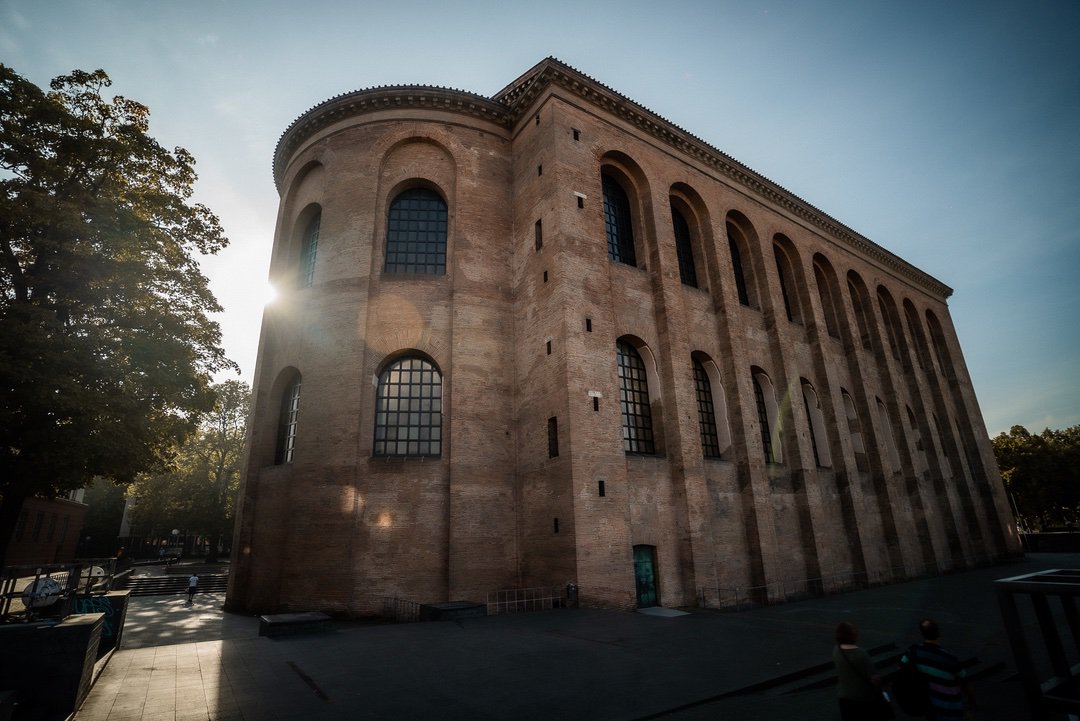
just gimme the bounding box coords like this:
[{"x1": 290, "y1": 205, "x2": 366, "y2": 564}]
[{"x1": 3, "y1": 0, "x2": 1077, "y2": 437}]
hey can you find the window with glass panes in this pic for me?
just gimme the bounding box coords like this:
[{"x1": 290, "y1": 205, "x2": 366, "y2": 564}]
[
  {"x1": 753, "y1": 376, "x2": 775, "y2": 464},
  {"x1": 275, "y1": 377, "x2": 301, "y2": 465},
  {"x1": 300, "y1": 212, "x2": 320, "y2": 288},
  {"x1": 603, "y1": 175, "x2": 636, "y2": 266},
  {"x1": 385, "y1": 188, "x2": 447, "y2": 274},
  {"x1": 617, "y1": 341, "x2": 655, "y2": 454},
  {"x1": 374, "y1": 357, "x2": 442, "y2": 456},
  {"x1": 693, "y1": 359, "x2": 721, "y2": 458},
  {"x1": 672, "y1": 205, "x2": 698, "y2": 287},
  {"x1": 728, "y1": 224, "x2": 750, "y2": 306}
]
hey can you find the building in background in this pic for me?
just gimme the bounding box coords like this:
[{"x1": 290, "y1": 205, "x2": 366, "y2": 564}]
[
  {"x1": 2, "y1": 490, "x2": 86, "y2": 566},
  {"x1": 227, "y1": 58, "x2": 1020, "y2": 616}
]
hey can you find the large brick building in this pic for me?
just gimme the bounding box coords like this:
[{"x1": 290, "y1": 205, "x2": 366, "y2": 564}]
[{"x1": 226, "y1": 58, "x2": 1020, "y2": 616}]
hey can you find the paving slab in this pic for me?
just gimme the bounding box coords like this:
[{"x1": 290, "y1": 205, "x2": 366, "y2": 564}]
[{"x1": 68, "y1": 553, "x2": 1080, "y2": 721}]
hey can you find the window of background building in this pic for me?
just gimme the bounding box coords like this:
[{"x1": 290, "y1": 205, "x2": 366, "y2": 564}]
[{"x1": 385, "y1": 188, "x2": 448, "y2": 274}]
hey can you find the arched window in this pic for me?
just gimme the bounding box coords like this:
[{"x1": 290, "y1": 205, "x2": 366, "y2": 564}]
[
  {"x1": 847, "y1": 273, "x2": 874, "y2": 351},
  {"x1": 877, "y1": 288, "x2": 904, "y2": 362},
  {"x1": 617, "y1": 340, "x2": 654, "y2": 454},
  {"x1": 299, "y1": 211, "x2": 320, "y2": 288},
  {"x1": 374, "y1": 356, "x2": 442, "y2": 456},
  {"x1": 773, "y1": 244, "x2": 800, "y2": 323},
  {"x1": 752, "y1": 369, "x2": 781, "y2": 464},
  {"x1": 692, "y1": 358, "x2": 722, "y2": 458},
  {"x1": 812, "y1": 255, "x2": 842, "y2": 339},
  {"x1": 876, "y1": 398, "x2": 901, "y2": 473},
  {"x1": 728, "y1": 223, "x2": 751, "y2": 306},
  {"x1": 385, "y1": 188, "x2": 447, "y2": 275},
  {"x1": 603, "y1": 174, "x2": 636, "y2": 266},
  {"x1": 275, "y1": 373, "x2": 302, "y2": 465},
  {"x1": 802, "y1": 381, "x2": 831, "y2": 468},
  {"x1": 671, "y1": 204, "x2": 698, "y2": 287},
  {"x1": 842, "y1": 390, "x2": 868, "y2": 472}
]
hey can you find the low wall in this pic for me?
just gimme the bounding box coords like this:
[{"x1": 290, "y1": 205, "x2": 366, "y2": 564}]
[
  {"x1": 0, "y1": 613, "x2": 102, "y2": 717},
  {"x1": 72, "y1": 590, "x2": 130, "y2": 658}
]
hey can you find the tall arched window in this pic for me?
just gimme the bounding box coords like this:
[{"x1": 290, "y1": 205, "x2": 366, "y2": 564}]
[
  {"x1": 299, "y1": 211, "x2": 320, "y2": 288},
  {"x1": 693, "y1": 358, "x2": 721, "y2": 458},
  {"x1": 671, "y1": 204, "x2": 698, "y2": 287},
  {"x1": 617, "y1": 341, "x2": 654, "y2": 454},
  {"x1": 842, "y1": 390, "x2": 868, "y2": 472},
  {"x1": 385, "y1": 188, "x2": 447, "y2": 274},
  {"x1": 275, "y1": 373, "x2": 302, "y2": 465},
  {"x1": 730, "y1": 222, "x2": 756, "y2": 306},
  {"x1": 813, "y1": 255, "x2": 841, "y2": 339},
  {"x1": 847, "y1": 273, "x2": 874, "y2": 351},
  {"x1": 752, "y1": 369, "x2": 781, "y2": 464},
  {"x1": 773, "y1": 244, "x2": 800, "y2": 323},
  {"x1": 603, "y1": 174, "x2": 637, "y2": 266},
  {"x1": 373, "y1": 356, "x2": 442, "y2": 456},
  {"x1": 802, "y1": 381, "x2": 831, "y2": 467},
  {"x1": 876, "y1": 398, "x2": 901, "y2": 473}
]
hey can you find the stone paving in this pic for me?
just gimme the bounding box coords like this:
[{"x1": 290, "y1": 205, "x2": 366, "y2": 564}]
[{"x1": 69, "y1": 555, "x2": 1080, "y2": 721}]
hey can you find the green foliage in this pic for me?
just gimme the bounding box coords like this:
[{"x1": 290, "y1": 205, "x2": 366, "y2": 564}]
[
  {"x1": 0, "y1": 64, "x2": 235, "y2": 564},
  {"x1": 79, "y1": 476, "x2": 129, "y2": 557},
  {"x1": 127, "y1": 381, "x2": 249, "y2": 561},
  {"x1": 992, "y1": 425, "x2": 1080, "y2": 530}
]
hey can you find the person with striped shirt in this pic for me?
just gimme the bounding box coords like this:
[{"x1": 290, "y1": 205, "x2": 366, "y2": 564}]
[{"x1": 898, "y1": 619, "x2": 975, "y2": 720}]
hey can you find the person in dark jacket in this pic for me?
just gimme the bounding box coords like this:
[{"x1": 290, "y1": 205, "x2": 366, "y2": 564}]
[
  {"x1": 833, "y1": 621, "x2": 892, "y2": 720},
  {"x1": 898, "y1": 619, "x2": 975, "y2": 720}
]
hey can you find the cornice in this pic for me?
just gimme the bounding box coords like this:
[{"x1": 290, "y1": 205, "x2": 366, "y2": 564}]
[
  {"x1": 273, "y1": 86, "x2": 511, "y2": 190},
  {"x1": 272, "y1": 58, "x2": 952, "y2": 299}
]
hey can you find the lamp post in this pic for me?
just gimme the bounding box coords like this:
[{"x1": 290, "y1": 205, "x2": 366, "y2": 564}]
[{"x1": 171, "y1": 528, "x2": 180, "y2": 563}]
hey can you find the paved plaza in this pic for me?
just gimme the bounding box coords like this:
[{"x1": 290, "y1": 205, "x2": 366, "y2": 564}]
[{"x1": 67, "y1": 554, "x2": 1079, "y2": 721}]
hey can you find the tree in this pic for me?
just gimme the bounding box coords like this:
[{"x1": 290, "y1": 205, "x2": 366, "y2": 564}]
[
  {"x1": 127, "y1": 380, "x2": 249, "y2": 562},
  {"x1": 78, "y1": 476, "x2": 129, "y2": 557},
  {"x1": 0, "y1": 65, "x2": 235, "y2": 566},
  {"x1": 992, "y1": 425, "x2": 1080, "y2": 530}
]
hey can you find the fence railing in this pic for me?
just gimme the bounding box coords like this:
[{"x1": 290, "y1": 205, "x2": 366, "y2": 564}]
[
  {"x1": 699, "y1": 564, "x2": 946, "y2": 611},
  {"x1": 486, "y1": 585, "x2": 566, "y2": 615},
  {"x1": 382, "y1": 596, "x2": 421, "y2": 623},
  {"x1": 1, "y1": 558, "x2": 119, "y2": 621}
]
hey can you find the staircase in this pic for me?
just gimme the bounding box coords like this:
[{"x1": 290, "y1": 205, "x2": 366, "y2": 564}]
[{"x1": 121, "y1": 572, "x2": 229, "y2": 597}]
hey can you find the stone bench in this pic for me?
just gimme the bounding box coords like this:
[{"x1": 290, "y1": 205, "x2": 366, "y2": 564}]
[{"x1": 258, "y1": 611, "x2": 333, "y2": 637}]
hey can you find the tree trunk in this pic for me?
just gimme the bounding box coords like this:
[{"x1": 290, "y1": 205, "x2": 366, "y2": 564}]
[{"x1": 0, "y1": 491, "x2": 29, "y2": 568}]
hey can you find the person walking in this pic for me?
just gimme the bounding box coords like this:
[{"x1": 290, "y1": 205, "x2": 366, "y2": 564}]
[
  {"x1": 897, "y1": 618, "x2": 974, "y2": 720},
  {"x1": 833, "y1": 621, "x2": 893, "y2": 720},
  {"x1": 186, "y1": 573, "x2": 199, "y2": 605}
]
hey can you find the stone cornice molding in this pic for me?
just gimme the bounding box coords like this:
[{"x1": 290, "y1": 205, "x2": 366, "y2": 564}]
[
  {"x1": 273, "y1": 58, "x2": 952, "y2": 299},
  {"x1": 273, "y1": 86, "x2": 510, "y2": 191}
]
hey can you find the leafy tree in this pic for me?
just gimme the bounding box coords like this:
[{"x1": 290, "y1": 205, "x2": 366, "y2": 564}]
[
  {"x1": 78, "y1": 476, "x2": 129, "y2": 557},
  {"x1": 0, "y1": 65, "x2": 235, "y2": 566},
  {"x1": 992, "y1": 425, "x2": 1080, "y2": 530},
  {"x1": 127, "y1": 380, "x2": 249, "y2": 562}
]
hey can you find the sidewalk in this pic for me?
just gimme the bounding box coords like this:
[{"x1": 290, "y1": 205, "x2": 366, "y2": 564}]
[{"x1": 71, "y1": 554, "x2": 1075, "y2": 721}]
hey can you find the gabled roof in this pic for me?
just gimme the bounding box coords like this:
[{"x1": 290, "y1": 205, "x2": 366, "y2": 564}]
[{"x1": 273, "y1": 57, "x2": 951, "y2": 299}]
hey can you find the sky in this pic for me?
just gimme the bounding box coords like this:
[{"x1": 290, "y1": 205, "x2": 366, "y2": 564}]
[{"x1": 2, "y1": 0, "x2": 1077, "y2": 437}]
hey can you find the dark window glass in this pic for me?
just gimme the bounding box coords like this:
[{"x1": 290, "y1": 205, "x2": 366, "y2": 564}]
[
  {"x1": 753, "y1": 376, "x2": 775, "y2": 464},
  {"x1": 548, "y1": 416, "x2": 559, "y2": 458},
  {"x1": 534, "y1": 219, "x2": 543, "y2": 251},
  {"x1": 385, "y1": 188, "x2": 447, "y2": 274},
  {"x1": 728, "y1": 224, "x2": 750, "y2": 306},
  {"x1": 275, "y1": 376, "x2": 301, "y2": 465},
  {"x1": 603, "y1": 175, "x2": 636, "y2": 266},
  {"x1": 803, "y1": 390, "x2": 822, "y2": 467},
  {"x1": 849, "y1": 280, "x2": 873, "y2": 350},
  {"x1": 617, "y1": 341, "x2": 655, "y2": 454},
  {"x1": 32, "y1": 511, "x2": 44, "y2": 541},
  {"x1": 672, "y1": 205, "x2": 698, "y2": 287},
  {"x1": 300, "y1": 212, "x2": 320, "y2": 288},
  {"x1": 774, "y1": 246, "x2": 797, "y2": 322},
  {"x1": 374, "y1": 357, "x2": 442, "y2": 457},
  {"x1": 693, "y1": 359, "x2": 721, "y2": 458},
  {"x1": 15, "y1": 511, "x2": 27, "y2": 541}
]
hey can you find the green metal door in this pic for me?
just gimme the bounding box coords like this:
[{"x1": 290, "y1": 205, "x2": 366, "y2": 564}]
[{"x1": 633, "y1": 545, "x2": 659, "y2": 608}]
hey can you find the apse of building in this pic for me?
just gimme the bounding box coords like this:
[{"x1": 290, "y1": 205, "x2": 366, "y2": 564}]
[{"x1": 225, "y1": 57, "x2": 1020, "y2": 616}]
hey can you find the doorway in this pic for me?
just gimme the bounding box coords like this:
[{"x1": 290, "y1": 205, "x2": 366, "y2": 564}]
[{"x1": 633, "y1": 544, "x2": 659, "y2": 608}]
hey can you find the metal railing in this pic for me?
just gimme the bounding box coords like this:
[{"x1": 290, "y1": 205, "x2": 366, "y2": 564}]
[
  {"x1": 1, "y1": 558, "x2": 118, "y2": 622},
  {"x1": 486, "y1": 585, "x2": 566, "y2": 615},
  {"x1": 382, "y1": 596, "x2": 421, "y2": 623}
]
